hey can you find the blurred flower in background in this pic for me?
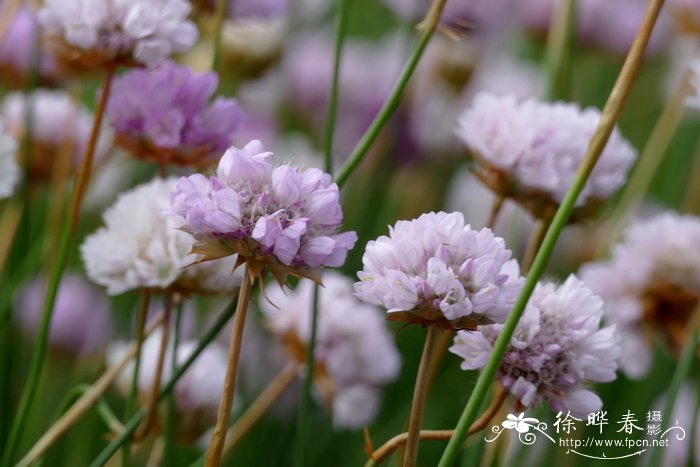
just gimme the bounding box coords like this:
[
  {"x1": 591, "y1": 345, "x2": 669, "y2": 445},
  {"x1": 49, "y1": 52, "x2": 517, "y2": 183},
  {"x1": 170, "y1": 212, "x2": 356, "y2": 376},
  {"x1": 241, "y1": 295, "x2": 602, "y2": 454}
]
[
  {"x1": 15, "y1": 273, "x2": 114, "y2": 357},
  {"x1": 581, "y1": 213, "x2": 700, "y2": 378},
  {"x1": 1, "y1": 89, "x2": 113, "y2": 183},
  {"x1": 106, "y1": 60, "x2": 245, "y2": 168},
  {"x1": 108, "y1": 329, "x2": 229, "y2": 441},
  {"x1": 456, "y1": 93, "x2": 637, "y2": 220},
  {"x1": 38, "y1": 0, "x2": 199, "y2": 70},
  {"x1": 450, "y1": 275, "x2": 620, "y2": 417},
  {"x1": 260, "y1": 272, "x2": 401, "y2": 428}
]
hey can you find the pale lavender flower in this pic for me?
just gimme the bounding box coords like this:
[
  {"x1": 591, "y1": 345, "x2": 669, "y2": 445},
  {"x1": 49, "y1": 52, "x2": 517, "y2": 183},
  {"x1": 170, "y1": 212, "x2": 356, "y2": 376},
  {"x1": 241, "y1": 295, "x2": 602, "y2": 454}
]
[
  {"x1": 0, "y1": 125, "x2": 19, "y2": 198},
  {"x1": 81, "y1": 177, "x2": 240, "y2": 295},
  {"x1": 0, "y1": 5, "x2": 61, "y2": 88},
  {"x1": 107, "y1": 61, "x2": 244, "y2": 168},
  {"x1": 108, "y1": 330, "x2": 228, "y2": 439},
  {"x1": 450, "y1": 275, "x2": 619, "y2": 417},
  {"x1": 38, "y1": 0, "x2": 198, "y2": 69},
  {"x1": 16, "y1": 274, "x2": 113, "y2": 356},
  {"x1": 1, "y1": 89, "x2": 113, "y2": 181},
  {"x1": 260, "y1": 272, "x2": 401, "y2": 428},
  {"x1": 354, "y1": 211, "x2": 523, "y2": 330},
  {"x1": 455, "y1": 93, "x2": 637, "y2": 218},
  {"x1": 168, "y1": 139, "x2": 357, "y2": 283},
  {"x1": 580, "y1": 212, "x2": 700, "y2": 378}
]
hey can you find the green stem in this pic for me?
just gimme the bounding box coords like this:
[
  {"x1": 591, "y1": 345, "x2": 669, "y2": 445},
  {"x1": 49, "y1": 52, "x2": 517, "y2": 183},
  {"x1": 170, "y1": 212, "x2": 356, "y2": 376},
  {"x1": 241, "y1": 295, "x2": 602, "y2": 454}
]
[
  {"x1": 404, "y1": 327, "x2": 439, "y2": 467},
  {"x1": 88, "y1": 297, "x2": 239, "y2": 467},
  {"x1": 162, "y1": 299, "x2": 183, "y2": 467},
  {"x1": 121, "y1": 289, "x2": 151, "y2": 467},
  {"x1": 211, "y1": 0, "x2": 229, "y2": 75},
  {"x1": 438, "y1": 1, "x2": 666, "y2": 465},
  {"x1": 545, "y1": 0, "x2": 577, "y2": 101},
  {"x1": 333, "y1": 0, "x2": 448, "y2": 188},
  {"x1": 647, "y1": 311, "x2": 700, "y2": 467},
  {"x1": 1, "y1": 70, "x2": 114, "y2": 467},
  {"x1": 293, "y1": 284, "x2": 320, "y2": 467},
  {"x1": 323, "y1": 0, "x2": 351, "y2": 173}
]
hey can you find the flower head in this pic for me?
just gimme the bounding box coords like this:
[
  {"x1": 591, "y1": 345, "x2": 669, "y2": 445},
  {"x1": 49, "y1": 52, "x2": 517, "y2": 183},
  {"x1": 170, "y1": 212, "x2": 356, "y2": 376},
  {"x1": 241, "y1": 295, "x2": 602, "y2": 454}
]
[
  {"x1": 39, "y1": 0, "x2": 198, "y2": 69},
  {"x1": 450, "y1": 275, "x2": 620, "y2": 417},
  {"x1": 580, "y1": 212, "x2": 700, "y2": 378},
  {"x1": 16, "y1": 274, "x2": 113, "y2": 356},
  {"x1": 0, "y1": 125, "x2": 19, "y2": 199},
  {"x1": 260, "y1": 272, "x2": 401, "y2": 428},
  {"x1": 107, "y1": 61, "x2": 244, "y2": 167},
  {"x1": 81, "y1": 177, "x2": 240, "y2": 295},
  {"x1": 354, "y1": 211, "x2": 523, "y2": 330},
  {"x1": 1, "y1": 89, "x2": 113, "y2": 182},
  {"x1": 455, "y1": 93, "x2": 637, "y2": 220},
  {"x1": 168, "y1": 139, "x2": 357, "y2": 284}
]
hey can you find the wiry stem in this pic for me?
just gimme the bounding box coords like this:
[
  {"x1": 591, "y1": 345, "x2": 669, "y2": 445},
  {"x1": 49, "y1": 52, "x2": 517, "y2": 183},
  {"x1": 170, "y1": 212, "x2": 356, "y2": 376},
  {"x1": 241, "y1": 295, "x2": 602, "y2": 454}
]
[
  {"x1": 88, "y1": 298, "x2": 239, "y2": 467},
  {"x1": 404, "y1": 327, "x2": 439, "y2": 467},
  {"x1": 0, "y1": 201, "x2": 23, "y2": 273},
  {"x1": 438, "y1": 1, "x2": 666, "y2": 465},
  {"x1": 16, "y1": 311, "x2": 166, "y2": 467},
  {"x1": 122, "y1": 289, "x2": 151, "y2": 467},
  {"x1": 544, "y1": 0, "x2": 577, "y2": 101},
  {"x1": 134, "y1": 290, "x2": 177, "y2": 441},
  {"x1": 222, "y1": 362, "x2": 299, "y2": 457},
  {"x1": 521, "y1": 218, "x2": 550, "y2": 274},
  {"x1": 365, "y1": 388, "x2": 507, "y2": 467},
  {"x1": 333, "y1": 0, "x2": 448, "y2": 188},
  {"x1": 211, "y1": 0, "x2": 229, "y2": 75},
  {"x1": 205, "y1": 268, "x2": 253, "y2": 466},
  {"x1": 1, "y1": 69, "x2": 115, "y2": 467}
]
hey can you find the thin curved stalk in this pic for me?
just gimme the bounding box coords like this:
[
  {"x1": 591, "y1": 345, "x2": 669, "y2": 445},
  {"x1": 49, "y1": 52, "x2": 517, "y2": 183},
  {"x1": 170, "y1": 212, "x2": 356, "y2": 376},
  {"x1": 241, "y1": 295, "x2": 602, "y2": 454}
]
[
  {"x1": 211, "y1": 0, "x2": 229, "y2": 75},
  {"x1": 162, "y1": 299, "x2": 184, "y2": 466},
  {"x1": 17, "y1": 311, "x2": 166, "y2": 467},
  {"x1": 438, "y1": 1, "x2": 667, "y2": 465},
  {"x1": 365, "y1": 388, "x2": 507, "y2": 467},
  {"x1": 122, "y1": 289, "x2": 151, "y2": 467},
  {"x1": 521, "y1": 219, "x2": 550, "y2": 274},
  {"x1": 205, "y1": 268, "x2": 253, "y2": 466},
  {"x1": 333, "y1": 0, "x2": 448, "y2": 188},
  {"x1": 88, "y1": 297, "x2": 239, "y2": 467},
  {"x1": 545, "y1": 0, "x2": 577, "y2": 101},
  {"x1": 1, "y1": 69, "x2": 115, "y2": 467},
  {"x1": 404, "y1": 327, "x2": 439, "y2": 467}
]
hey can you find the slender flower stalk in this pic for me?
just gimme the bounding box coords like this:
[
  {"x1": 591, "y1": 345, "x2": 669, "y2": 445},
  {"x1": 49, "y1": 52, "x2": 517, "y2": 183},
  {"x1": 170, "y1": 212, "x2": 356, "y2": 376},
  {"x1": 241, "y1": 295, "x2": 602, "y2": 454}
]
[
  {"x1": 333, "y1": 0, "x2": 448, "y2": 188},
  {"x1": 205, "y1": 267, "x2": 253, "y2": 466},
  {"x1": 1, "y1": 69, "x2": 115, "y2": 467},
  {"x1": 134, "y1": 291, "x2": 177, "y2": 441},
  {"x1": 122, "y1": 289, "x2": 151, "y2": 467},
  {"x1": 0, "y1": 200, "x2": 22, "y2": 272},
  {"x1": 16, "y1": 310, "x2": 166, "y2": 467},
  {"x1": 544, "y1": 0, "x2": 577, "y2": 101},
  {"x1": 438, "y1": 1, "x2": 666, "y2": 465},
  {"x1": 682, "y1": 139, "x2": 700, "y2": 214},
  {"x1": 163, "y1": 301, "x2": 184, "y2": 467},
  {"x1": 295, "y1": 0, "x2": 350, "y2": 462},
  {"x1": 600, "y1": 65, "x2": 693, "y2": 255},
  {"x1": 404, "y1": 327, "x2": 439, "y2": 467},
  {"x1": 88, "y1": 298, "x2": 239, "y2": 467},
  {"x1": 222, "y1": 362, "x2": 299, "y2": 458},
  {"x1": 521, "y1": 218, "x2": 550, "y2": 274},
  {"x1": 212, "y1": 0, "x2": 229, "y2": 75},
  {"x1": 364, "y1": 388, "x2": 508, "y2": 467}
]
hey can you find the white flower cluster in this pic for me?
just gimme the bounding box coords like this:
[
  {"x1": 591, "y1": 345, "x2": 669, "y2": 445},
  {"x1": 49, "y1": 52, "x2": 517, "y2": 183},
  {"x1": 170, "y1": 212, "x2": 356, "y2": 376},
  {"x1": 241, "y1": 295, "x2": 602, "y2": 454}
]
[
  {"x1": 81, "y1": 177, "x2": 239, "y2": 295},
  {"x1": 39, "y1": 0, "x2": 198, "y2": 67},
  {"x1": 260, "y1": 272, "x2": 401, "y2": 428},
  {"x1": 455, "y1": 93, "x2": 637, "y2": 206},
  {"x1": 581, "y1": 212, "x2": 700, "y2": 378},
  {"x1": 451, "y1": 276, "x2": 620, "y2": 418},
  {"x1": 0, "y1": 124, "x2": 19, "y2": 199},
  {"x1": 355, "y1": 211, "x2": 523, "y2": 329}
]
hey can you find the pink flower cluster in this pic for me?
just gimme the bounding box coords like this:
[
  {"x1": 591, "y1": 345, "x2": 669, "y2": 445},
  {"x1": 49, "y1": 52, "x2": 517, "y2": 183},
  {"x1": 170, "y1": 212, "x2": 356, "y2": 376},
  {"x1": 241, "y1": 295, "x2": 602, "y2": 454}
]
[{"x1": 169, "y1": 140, "x2": 357, "y2": 275}]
